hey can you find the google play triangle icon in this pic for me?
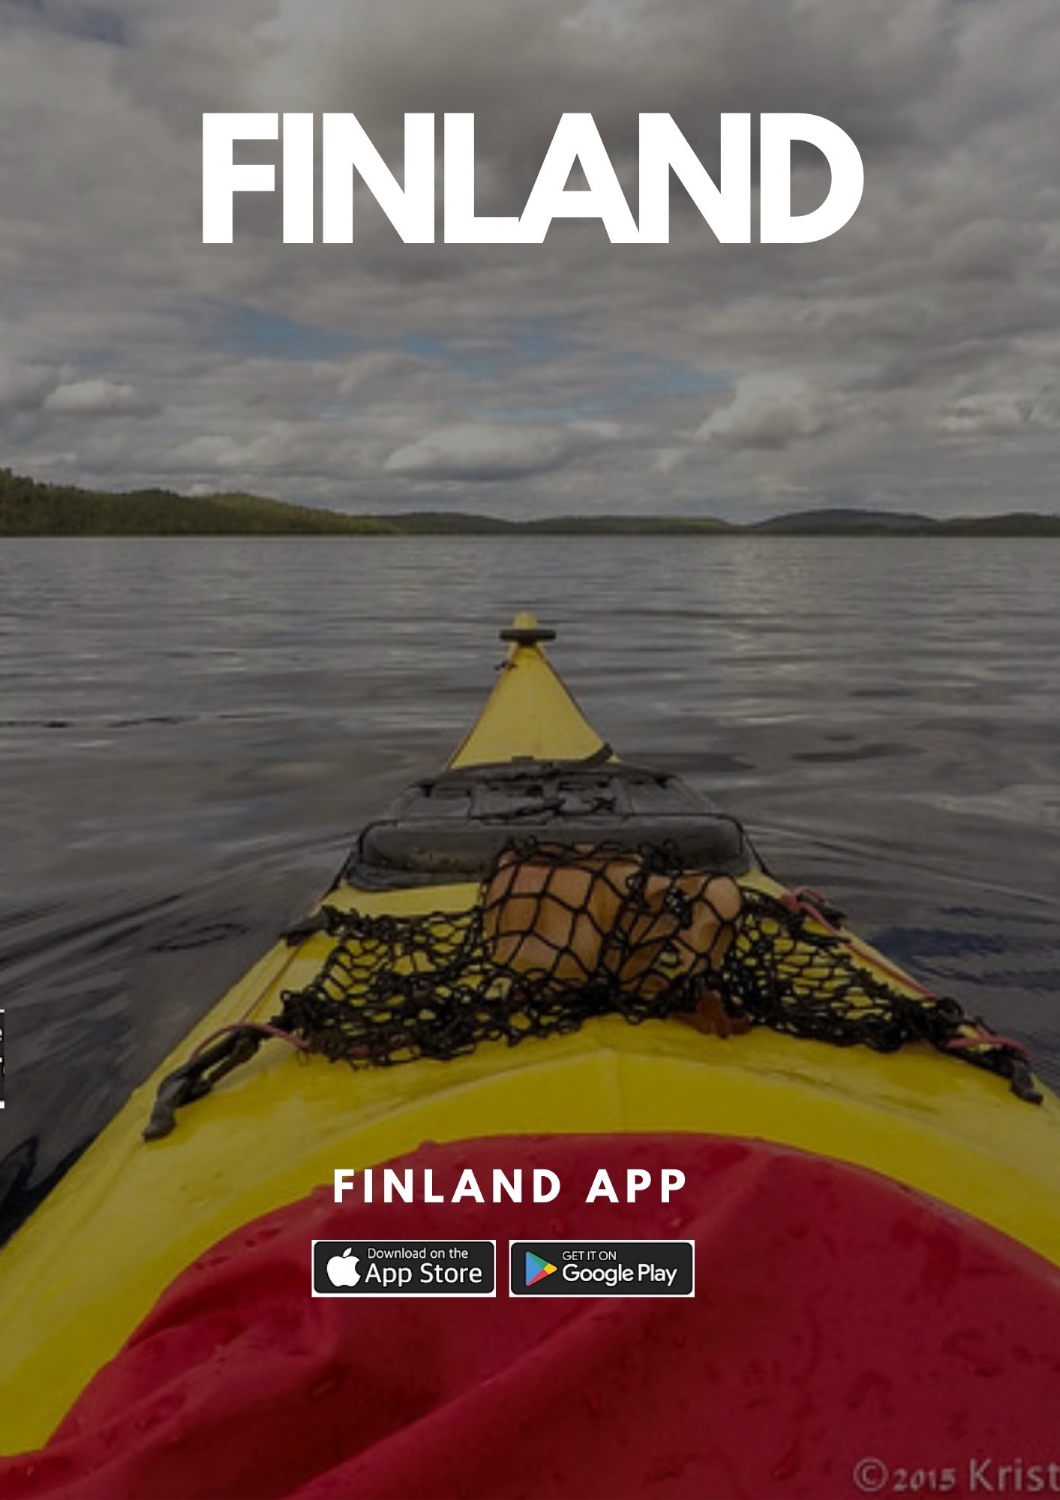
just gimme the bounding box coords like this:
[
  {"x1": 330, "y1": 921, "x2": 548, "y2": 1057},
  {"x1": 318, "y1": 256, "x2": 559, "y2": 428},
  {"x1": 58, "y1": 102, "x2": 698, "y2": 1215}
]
[{"x1": 525, "y1": 1250, "x2": 558, "y2": 1287}]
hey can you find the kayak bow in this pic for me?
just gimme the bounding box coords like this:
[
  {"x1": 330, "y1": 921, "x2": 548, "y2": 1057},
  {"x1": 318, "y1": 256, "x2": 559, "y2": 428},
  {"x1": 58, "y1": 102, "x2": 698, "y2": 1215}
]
[{"x1": 1, "y1": 615, "x2": 1059, "y2": 1461}]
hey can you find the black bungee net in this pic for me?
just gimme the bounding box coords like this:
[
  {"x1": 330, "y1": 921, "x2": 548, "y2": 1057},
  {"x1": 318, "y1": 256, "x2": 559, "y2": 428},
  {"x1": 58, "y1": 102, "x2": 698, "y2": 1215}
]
[{"x1": 144, "y1": 839, "x2": 1040, "y2": 1139}]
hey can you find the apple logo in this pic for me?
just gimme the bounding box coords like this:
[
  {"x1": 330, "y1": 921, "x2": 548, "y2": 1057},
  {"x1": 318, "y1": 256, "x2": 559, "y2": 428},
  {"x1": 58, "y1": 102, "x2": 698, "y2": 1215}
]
[{"x1": 327, "y1": 1246, "x2": 361, "y2": 1287}]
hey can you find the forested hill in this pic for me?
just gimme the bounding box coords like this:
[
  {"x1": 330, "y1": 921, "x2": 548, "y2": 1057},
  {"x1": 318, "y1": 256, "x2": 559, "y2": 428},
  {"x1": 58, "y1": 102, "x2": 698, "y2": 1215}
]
[
  {"x1": 2, "y1": 466, "x2": 1059, "y2": 537},
  {"x1": 0, "y1": 468, "x2": 387, "y2": 535}
]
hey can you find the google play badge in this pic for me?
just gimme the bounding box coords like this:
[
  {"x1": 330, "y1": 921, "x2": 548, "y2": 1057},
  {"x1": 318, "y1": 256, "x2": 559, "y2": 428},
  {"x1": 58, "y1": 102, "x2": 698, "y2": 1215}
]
[{"x1": 525, "y1": 1251, "x2": 558, "y2": 1287}]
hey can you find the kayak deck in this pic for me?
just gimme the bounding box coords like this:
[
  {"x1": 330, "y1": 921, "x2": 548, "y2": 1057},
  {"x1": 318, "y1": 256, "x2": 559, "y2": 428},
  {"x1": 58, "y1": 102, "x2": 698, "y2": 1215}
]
[{"x1": 2, "y1": 872, "x2": 1060, "y2": 1453}]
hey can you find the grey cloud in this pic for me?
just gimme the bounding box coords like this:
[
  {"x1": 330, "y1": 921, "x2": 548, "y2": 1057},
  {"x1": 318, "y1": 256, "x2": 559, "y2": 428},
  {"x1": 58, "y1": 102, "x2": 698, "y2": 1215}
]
[
  {"x1": 385, "y1": 423, "x2": 588, "y2": 482},
  {"x1": 933, "y1": 219, "x2": 1049, "y2": 282},
  {"x1": 939, "y1": 386, "x2": 1060, "y2": 436},
  {"x1": 43, "y1": 378, "x2": 152, "y2": 416},
  {"x1": 0, "y1": 360, "x2": 57, "y2": 414},
  {"x1": 694, "y1": 375, "x2": 834, "y2": 450}
]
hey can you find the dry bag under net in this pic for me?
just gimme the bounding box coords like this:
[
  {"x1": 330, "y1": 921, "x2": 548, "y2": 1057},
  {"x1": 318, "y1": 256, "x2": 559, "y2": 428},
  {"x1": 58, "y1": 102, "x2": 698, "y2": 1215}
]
[{"x1": 144, "y1": 840, "x2": 1040, "y2": 1139}]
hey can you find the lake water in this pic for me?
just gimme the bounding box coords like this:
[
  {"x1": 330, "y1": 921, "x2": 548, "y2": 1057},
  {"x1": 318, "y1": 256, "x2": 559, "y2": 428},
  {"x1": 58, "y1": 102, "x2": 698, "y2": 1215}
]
[{"x1": 2, "y1": 536, "x2": 1059, "y2": 1237}]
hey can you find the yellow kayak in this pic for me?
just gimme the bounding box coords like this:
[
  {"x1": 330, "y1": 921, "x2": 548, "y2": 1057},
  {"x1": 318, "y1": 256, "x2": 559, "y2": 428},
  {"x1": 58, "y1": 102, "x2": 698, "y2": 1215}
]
[{"x1": 2, "y1": 614, "x2": 1059, "y2": 1465}]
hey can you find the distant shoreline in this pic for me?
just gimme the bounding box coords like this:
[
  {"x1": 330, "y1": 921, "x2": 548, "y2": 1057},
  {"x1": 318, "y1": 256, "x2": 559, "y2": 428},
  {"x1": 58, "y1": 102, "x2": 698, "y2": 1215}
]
[{"x1": 2, "y1": 466, "x2": 1059, "y2": 538}]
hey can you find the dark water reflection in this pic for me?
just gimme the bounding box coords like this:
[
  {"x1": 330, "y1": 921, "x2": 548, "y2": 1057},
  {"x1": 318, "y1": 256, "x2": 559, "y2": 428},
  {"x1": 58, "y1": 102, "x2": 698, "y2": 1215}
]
[{"x1": 2, "y1": 537, "x2": 1058, "y2": 1237}]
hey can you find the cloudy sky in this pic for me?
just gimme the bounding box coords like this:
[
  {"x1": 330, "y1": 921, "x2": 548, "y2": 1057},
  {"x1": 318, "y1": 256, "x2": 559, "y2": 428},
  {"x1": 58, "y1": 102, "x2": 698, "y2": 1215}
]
[{"x1": 1, "y1": 0, "x2": 1058, "y2": 519}]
